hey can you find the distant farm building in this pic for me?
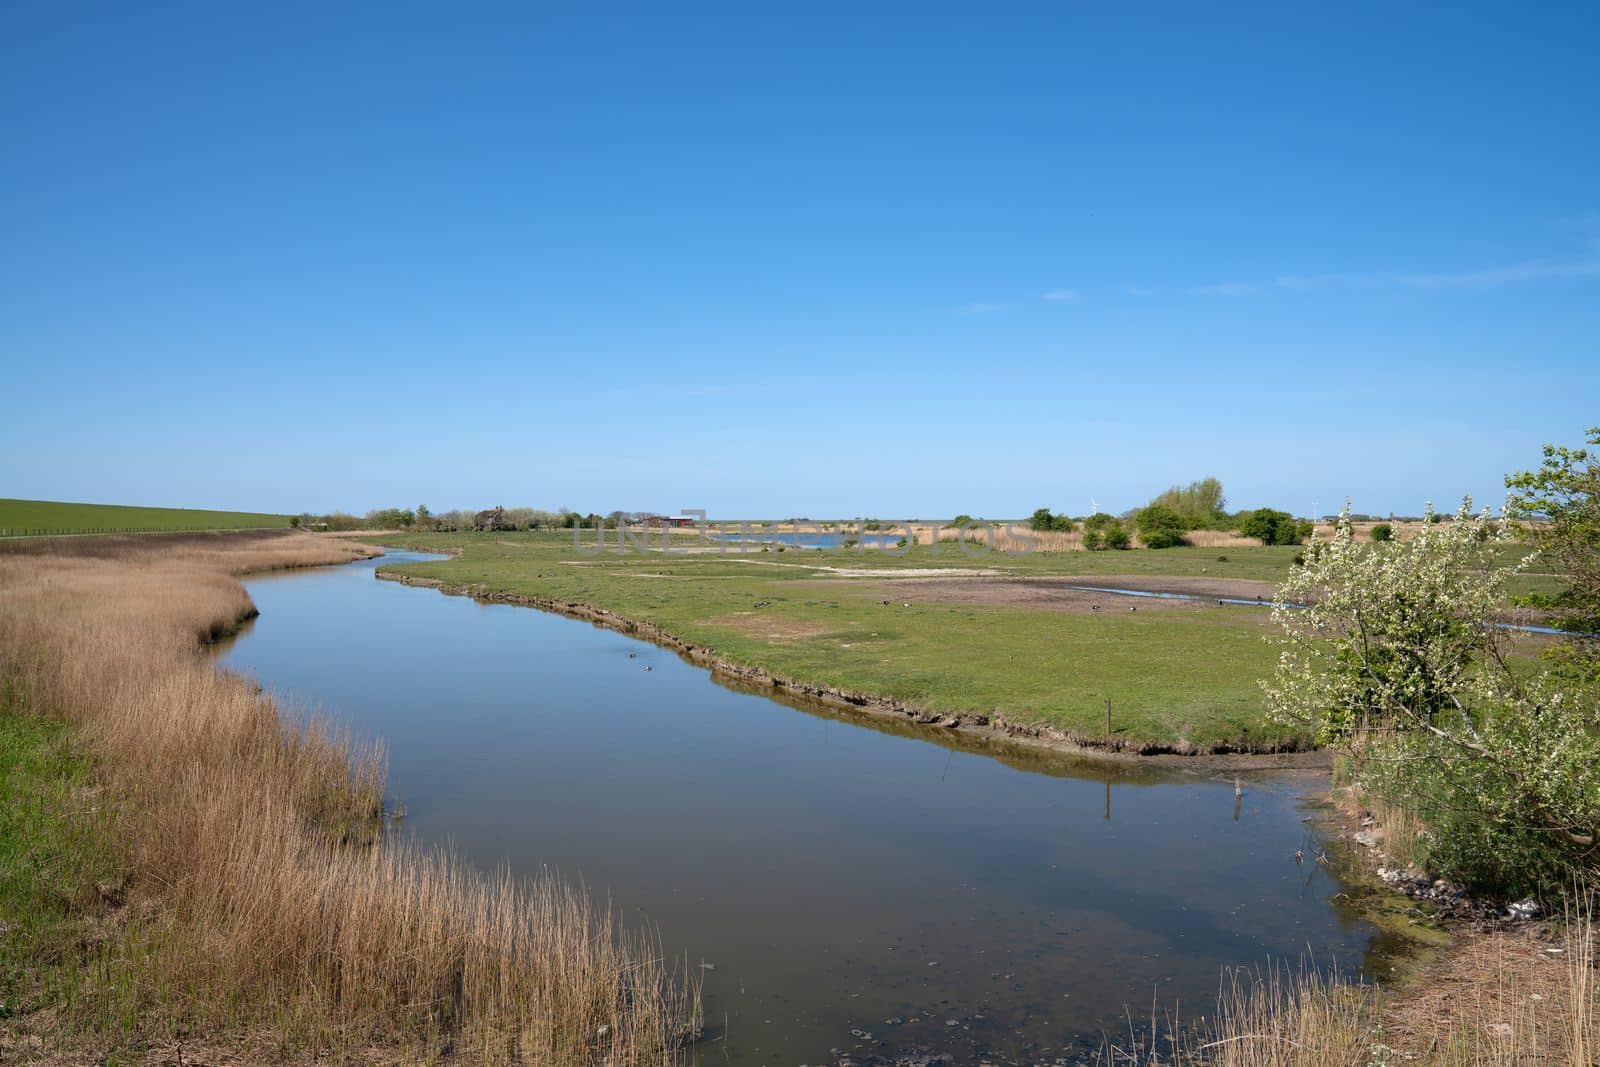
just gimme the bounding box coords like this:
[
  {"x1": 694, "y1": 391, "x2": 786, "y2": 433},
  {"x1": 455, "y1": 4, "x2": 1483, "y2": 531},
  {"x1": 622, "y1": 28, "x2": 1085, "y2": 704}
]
[
  {"x1": 474, "y1": 506, "x2": 505, "y2": 531},
  {"x1": 644, "y1": 515, "x2": 697, "y2": 528}
]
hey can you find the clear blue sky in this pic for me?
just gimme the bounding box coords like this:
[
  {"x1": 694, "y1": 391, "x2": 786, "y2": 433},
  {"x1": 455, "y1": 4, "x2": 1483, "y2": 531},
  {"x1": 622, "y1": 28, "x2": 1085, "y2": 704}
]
[{"x1": 3, "y1": 2, "x2": 1596, "y2": 519}]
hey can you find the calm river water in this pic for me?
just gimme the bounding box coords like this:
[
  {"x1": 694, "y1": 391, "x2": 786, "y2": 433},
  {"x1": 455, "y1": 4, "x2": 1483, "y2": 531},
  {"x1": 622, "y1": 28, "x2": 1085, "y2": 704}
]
[{"x1": 217, "y1": 550, "x2": 1381, "y2": 1065}]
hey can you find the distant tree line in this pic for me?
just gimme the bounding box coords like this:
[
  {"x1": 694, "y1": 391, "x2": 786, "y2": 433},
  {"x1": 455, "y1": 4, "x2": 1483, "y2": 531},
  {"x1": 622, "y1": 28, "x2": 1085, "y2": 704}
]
[
  {"x1": 297, "y1": 505, "x2": 639, "y2": 532},
  {"x1": 1025, "y1": 477, "x2": 1317, "y2": 550}
]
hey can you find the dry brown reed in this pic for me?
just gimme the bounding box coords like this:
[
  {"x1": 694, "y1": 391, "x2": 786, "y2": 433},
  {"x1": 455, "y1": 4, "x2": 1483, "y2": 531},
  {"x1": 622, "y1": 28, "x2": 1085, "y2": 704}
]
[
  {"x1": 0, "y1": 530, "x2": 698, "y2": 1063},
  {"x1": 1100, "y1": 898, "x2": 1597, "y2": 1066},
  {"x1": 909, "y1": 523, "x2": 1266, "y2": 553},
  {"x1": 1182, "y1": 529, "x2": 1266, "y2": 549}
]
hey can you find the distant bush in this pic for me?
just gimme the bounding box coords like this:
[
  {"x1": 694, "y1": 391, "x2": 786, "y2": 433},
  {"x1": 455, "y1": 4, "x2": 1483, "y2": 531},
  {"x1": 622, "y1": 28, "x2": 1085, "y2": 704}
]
[
  {"x1": 948, "y1": 514, "x2": 975, "y2": 528},
  {"x1": 1085, "y1": 517, "x2": 1131, "y2": 550},
  {"x1": 1146, "y1": 477, "x2": 1228, "y2": 529},
  {"x1": 1134, "y1": 504, "x2": 1189, "y2": 549},
  {"x1": 1029, "y1": 507, "x2": 1077, "y2": 533},
  {"x1": 1140, "y1": 527, "x2": 1186, "y2": 549},
  {"x1": 1369, "y1": 522, "x2": 1393, "y2": 542},
  {"x1": 1238, "y1": 508, "x2": 1303, "y2": 546}
]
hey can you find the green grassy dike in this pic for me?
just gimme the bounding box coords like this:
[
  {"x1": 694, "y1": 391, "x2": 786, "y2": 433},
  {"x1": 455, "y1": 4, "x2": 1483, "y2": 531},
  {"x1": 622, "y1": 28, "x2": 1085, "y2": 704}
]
[
  {"x1": 376, "y1": 531, "x2": 1317, "y2": 752},
  {"x1": 0, "y1": 498, "x2": 293, "y2": 537},
  {"x1": 0, "y1": 705, "x2": 123, "y2": 1052}
]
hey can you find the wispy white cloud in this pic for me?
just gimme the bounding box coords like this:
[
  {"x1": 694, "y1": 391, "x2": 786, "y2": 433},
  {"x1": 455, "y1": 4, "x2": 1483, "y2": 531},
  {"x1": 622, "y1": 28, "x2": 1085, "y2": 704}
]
[
  {"x1": 1272, "y1": 273, "x2": 1344, "y2": 290},
  {"x1": 1171, "y1": 256, "x2": 1600, "y2": 297},
  {"x1": 1042, "y1": 289, "x2": 1080, "y2": 301},
  {"x1": 1186, "y1": 281, "x2": 1261, "y2": 296},
  {"x1": 1385, "y1": 259, "x2": 1600, "y2": 289}
]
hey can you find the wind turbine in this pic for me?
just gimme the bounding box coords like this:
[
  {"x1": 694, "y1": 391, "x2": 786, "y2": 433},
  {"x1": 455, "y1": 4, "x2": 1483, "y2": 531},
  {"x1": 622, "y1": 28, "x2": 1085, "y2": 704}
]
[{"x1": 1090, "y1": 497, "x2": 1099, "y2": 516}]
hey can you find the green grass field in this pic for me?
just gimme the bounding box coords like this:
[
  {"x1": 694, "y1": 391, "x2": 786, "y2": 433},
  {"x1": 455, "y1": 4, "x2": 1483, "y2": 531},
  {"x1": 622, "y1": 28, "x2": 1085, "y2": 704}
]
[
  {"x1": 0, "y1": 706, "x2": 121, "y2": 1031},
  {"x1": 0, "y1": 498, "x2": 292, "y2": 537}
]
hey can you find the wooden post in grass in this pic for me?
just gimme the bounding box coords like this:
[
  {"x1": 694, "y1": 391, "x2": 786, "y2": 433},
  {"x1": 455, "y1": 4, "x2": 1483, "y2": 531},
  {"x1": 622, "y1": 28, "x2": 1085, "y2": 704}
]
[{"x1": 1104, "y1": 698, "x2": 1111, "y2": 744}]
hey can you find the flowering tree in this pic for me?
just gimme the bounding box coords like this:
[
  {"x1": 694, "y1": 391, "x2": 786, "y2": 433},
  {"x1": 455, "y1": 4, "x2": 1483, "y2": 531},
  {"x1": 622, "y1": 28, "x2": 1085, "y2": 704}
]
[
  {"x1": 1263, "y1": 501, "x2": 1600, "y2": 895},
  {"x1": 1507, "y1": 427, "x2": 1600, "y2": 656}
]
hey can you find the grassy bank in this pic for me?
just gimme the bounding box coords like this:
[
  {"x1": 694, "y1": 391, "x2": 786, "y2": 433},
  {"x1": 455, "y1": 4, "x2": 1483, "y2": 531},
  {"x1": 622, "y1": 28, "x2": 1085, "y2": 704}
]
[
  {"x1": 373, "y1": 530, "x2": 1555, "y2": 754},
  {"x1": 0, "y1": 707, "x2": 124, "y2": 1052},
  {"x1": 0, "y1": 497, "x2": 294, "y2": 538},
  {"x1": 377, "y1": 531, "x2": 1297, "y2": 751},
  {"x1": 0, "y1": 530, "x2": 697, "y2": 1063}
]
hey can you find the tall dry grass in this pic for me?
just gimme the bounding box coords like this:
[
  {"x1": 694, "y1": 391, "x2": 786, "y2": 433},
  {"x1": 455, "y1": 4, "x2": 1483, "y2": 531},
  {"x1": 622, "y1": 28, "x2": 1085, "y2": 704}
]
[
  {"x1": 0, "y1": 530, "x2": 698, "y2": 1063},
  {"x1": 910, "y1": 523, "x2": 1089, "y2": 551},
  {"x1": 1183, "y1": 529, "x2": 1266, "y2": 549},
  {"x1": 1099, "y1": 897, "x2": 1598, "y2": 1066},
  {"x1": 909, "y1": 523, "x2": 1266, "y2": 552}
]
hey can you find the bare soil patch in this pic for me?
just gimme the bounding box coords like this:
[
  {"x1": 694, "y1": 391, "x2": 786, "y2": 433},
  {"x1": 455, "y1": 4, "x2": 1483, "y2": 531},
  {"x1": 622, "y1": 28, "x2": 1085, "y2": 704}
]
[
  {"x1": 793, "y1": 574, "x2": 1279, "y2": 615},
  {"x1": 703, "y1": 612, "x2": 832, "y2": 642}
]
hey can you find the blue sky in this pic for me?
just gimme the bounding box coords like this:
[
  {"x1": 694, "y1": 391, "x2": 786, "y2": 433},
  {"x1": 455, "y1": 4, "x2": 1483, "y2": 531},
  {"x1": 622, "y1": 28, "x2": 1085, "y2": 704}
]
[{"x1": 2, "y1": 2, "x2": 1596, "y2": 519}]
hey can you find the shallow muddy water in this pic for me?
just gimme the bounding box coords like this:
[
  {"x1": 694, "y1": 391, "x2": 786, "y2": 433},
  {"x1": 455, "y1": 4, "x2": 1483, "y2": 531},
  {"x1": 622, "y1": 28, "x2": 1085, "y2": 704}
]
[{"x1": 218, "y1": 551, "x2": 1385, "y2": 1065}]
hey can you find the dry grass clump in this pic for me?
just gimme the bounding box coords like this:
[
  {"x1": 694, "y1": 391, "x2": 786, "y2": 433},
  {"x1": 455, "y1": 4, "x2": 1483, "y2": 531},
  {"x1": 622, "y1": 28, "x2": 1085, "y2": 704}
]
[
  {"x1": 912, "y1": 523, "x2": 1088, "y2": 551},
  {"x1": 1100, "y1": 901, "x2": 1597, "y2": 1066},
  {"x1": 1183, "y1": 529, "x2": 1265, "y2": 549},
  {"x1": 1099, "y1": 965, "x2": 1378, "y2": 1066},
  {"x1": 1379, "y1": 905, "x2": 1596, "y2": 1066},
  {"x1": 0, "y1": 530, "x2": 698, "y2": 1063},
  {"x1": 906, "y1": 524, "x2": 1267, "y2": 553}
]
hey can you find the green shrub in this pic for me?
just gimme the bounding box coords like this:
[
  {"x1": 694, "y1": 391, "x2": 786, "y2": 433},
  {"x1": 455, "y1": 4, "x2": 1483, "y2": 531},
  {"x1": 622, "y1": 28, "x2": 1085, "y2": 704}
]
[
  {"x1": 1102, "y1": 521, "x2": 1131, "y2": 550},
  {"x1": 1145, "y1": 477, "x2": 1228, "y2": 528},
  {"x1": 1238, "y1": 508, "x2": 1303, "y2": 545},
  {"x1": 1141, "y1": 527, "x2": 1187, "y2": 548},
  {"x1": 1134, "y1": 504, "x2": 1188, "y2": 548},
  {"x1": 1030, "y1": 508, "x2": 1078, "y2": 533},
  {"x1": 1369, "y1": 522, "x2": 1393, "y2": 542}
]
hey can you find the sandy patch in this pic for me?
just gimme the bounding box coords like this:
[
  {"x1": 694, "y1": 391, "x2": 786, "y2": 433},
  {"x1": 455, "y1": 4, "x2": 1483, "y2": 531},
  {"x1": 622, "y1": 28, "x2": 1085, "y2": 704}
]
[
  {"x1": 787, "y1": 574, "x2": 1280, "y2": 616},
  {"x1": 703, "y1": 612, "x2": 831, "y2": 642},
  {"x1": 835, "y1": 578, "x2": 1212, "y2": 615},
  {"x1": 727, "y1": 559, "x2": 1006, "y2": 577},
  {"x1": 1055, "y1": 574, "x2": 1279, "y2": 600}
]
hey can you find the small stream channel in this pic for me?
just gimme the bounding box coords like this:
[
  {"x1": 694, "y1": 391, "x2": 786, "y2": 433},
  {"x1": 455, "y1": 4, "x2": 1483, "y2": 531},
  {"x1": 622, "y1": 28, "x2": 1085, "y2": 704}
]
[{"x1": 216, "y1": 550, "x2": 1395, "y2": 1065}]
